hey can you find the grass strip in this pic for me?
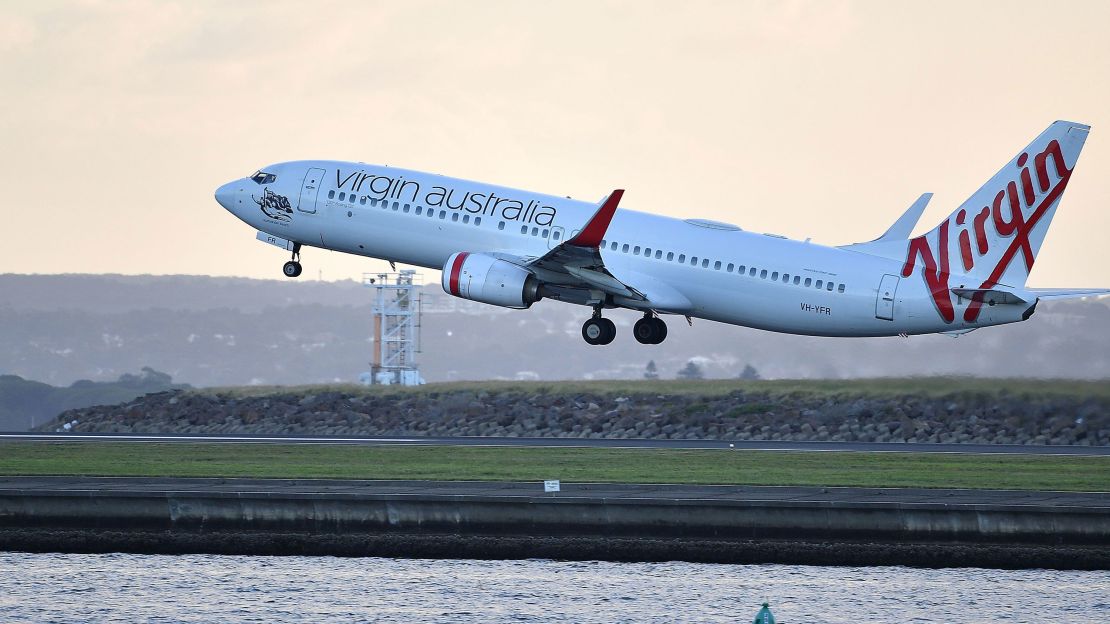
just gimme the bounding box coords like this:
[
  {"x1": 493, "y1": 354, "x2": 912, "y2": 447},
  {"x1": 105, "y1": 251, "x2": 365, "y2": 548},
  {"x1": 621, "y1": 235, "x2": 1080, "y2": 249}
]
[{"x1": 0, "y1": 443, "x2": 1106, "y2": 491}]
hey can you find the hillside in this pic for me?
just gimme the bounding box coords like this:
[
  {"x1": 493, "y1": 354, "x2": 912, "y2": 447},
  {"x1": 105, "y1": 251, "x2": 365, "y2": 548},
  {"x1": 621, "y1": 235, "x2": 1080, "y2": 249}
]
[
  {"x1": 0, "y1": 368, "x2": 187, "y2": 431},
  {"x1": 2, "y1": 274, "x2": 1109, "y2": 387},
  {"x1": 44, "y1": 378, "x2": 1110, "y2": 446}
]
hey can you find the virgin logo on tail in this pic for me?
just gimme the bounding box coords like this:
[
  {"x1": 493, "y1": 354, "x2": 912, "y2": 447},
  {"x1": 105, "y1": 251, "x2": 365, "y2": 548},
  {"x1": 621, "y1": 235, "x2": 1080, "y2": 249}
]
[{"x1": 901, "y1": 140, "x2": 1072, "y2": 323}]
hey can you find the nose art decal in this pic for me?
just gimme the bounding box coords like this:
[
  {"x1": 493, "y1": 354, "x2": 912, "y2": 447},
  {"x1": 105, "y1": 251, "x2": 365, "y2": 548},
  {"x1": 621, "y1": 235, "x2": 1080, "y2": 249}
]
[{"x1": 253, "y1": 188, "x2": 293, "y2": 222}]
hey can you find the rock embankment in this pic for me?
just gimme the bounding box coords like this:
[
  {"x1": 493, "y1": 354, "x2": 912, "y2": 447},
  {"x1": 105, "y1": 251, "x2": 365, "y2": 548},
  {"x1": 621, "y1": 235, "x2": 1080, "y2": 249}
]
[{"x1": 46, "y1": 385, "x2": 1110, "y2": 446}]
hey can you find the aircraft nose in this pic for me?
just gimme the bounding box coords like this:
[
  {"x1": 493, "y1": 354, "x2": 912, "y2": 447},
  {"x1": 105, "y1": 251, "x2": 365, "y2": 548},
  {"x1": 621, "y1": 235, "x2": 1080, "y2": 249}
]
[{"x1": 215, "y1": 181, "x2": 238, "y2": 211}]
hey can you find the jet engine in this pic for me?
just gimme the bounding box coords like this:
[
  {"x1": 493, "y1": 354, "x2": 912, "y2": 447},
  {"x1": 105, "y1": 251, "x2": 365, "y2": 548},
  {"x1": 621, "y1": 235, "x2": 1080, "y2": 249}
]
[{"x1": 441, "y1": 252, "x2": 542, "y2": 309}]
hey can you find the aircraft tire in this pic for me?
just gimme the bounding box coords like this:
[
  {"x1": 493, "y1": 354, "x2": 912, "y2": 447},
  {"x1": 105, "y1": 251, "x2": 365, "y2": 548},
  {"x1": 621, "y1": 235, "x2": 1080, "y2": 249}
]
[
  {"x1": 633, "y1": 317, "x2": 657, "y2": 344},
  {"x1": 651, "y1": 317, "x2": 667, "y2": 344},
  {"x1": 598, "y1": 318, "x2": 616, "y2": 345},
  {"x1": 283, "y1": 261, "x2": 302, "y2": 278},
  {"x1": 581, "y1": 318, "x2": 604, "y2": 345}
]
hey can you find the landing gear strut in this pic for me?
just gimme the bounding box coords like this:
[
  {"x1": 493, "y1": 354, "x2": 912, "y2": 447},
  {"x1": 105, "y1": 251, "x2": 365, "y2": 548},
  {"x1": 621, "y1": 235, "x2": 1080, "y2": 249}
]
[
  {"x1": 633, "y1": 313, "x2": 668, "y2": 344},
  {"x1": 581, "y1": 308, "x2": 616, "y2": 345},
  {"x1": 282, "y1": 243, "x2": 303, "y2": 278}
]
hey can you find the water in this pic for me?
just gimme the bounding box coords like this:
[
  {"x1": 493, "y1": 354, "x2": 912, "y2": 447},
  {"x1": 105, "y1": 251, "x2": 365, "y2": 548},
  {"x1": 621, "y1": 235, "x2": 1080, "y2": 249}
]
[{"x1": 0, "y1": 553, "x2": 1106, "y2": 623}]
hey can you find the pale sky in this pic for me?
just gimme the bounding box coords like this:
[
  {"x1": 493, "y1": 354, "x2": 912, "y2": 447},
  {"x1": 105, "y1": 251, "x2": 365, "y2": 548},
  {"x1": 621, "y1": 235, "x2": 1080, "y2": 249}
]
[{"x1": 3, "y1": 0, "x2": 1109, "y2": 286}]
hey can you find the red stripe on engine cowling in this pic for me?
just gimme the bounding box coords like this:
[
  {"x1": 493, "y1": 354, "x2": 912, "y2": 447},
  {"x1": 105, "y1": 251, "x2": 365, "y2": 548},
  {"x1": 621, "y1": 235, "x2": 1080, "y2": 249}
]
[{"x1": 448, "y1": 252, "x2": 469, "y2": 296}]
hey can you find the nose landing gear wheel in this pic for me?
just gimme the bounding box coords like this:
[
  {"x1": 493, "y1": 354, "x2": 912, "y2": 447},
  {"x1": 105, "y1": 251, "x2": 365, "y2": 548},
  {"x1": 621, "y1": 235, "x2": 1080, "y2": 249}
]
[
  {"x1": 633, "y1": 315, "x2": 668, "y2": 344},
  {"x1": 582, "y1": 317, "x2": 616, "y2": 345},
  {"x1": 282, "y1": 243, "x2": 303, "y2": 278}
]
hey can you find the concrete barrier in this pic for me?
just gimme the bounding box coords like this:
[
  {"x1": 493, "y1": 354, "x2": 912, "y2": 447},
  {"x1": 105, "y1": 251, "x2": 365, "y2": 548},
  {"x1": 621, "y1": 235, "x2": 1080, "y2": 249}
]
[{"x1": 1, "y1": 477, "x2": 1107, "y2": 568}]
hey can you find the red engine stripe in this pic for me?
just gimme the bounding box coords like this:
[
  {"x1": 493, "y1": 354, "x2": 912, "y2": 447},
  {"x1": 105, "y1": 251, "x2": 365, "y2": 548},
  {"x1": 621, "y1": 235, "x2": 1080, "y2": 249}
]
[{"x1": 448, "y1": 252, "x2": 469, "y2": 296}]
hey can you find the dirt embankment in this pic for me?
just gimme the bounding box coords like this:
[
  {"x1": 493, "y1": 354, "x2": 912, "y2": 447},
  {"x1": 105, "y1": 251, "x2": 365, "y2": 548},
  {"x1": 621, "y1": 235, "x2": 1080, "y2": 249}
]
[{"x1": 45, "y1": 383, "x2": 1110, "y2": 446}]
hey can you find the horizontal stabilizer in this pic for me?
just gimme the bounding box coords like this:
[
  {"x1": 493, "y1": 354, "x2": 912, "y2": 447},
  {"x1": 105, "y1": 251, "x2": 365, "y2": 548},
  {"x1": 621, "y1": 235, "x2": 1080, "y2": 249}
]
[
  {"x1": 951, "y1": 288, "x2": 1027, "y2": 305},
  {"x1": 1028, "y1": 288, "x2": 1110, "y2": 301}
]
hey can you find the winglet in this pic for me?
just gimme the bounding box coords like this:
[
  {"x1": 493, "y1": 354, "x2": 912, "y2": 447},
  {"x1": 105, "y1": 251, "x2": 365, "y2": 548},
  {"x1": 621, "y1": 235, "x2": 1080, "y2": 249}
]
[{"x1": 567, "y1": 189, "x2": 624, "y2": 248}]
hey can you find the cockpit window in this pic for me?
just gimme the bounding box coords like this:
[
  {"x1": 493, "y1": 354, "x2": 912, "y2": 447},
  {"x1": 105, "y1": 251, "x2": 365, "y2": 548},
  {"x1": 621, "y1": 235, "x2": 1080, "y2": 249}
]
[{"x1": 250, "y1": 171, "x2": 277, "y2": 185}]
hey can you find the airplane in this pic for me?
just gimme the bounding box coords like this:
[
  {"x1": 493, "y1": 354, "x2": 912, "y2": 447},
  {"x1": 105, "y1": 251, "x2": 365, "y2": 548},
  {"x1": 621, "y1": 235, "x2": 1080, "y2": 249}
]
[{"x1": 215, "y1": 120, "x2": 1108, "y2": 345}]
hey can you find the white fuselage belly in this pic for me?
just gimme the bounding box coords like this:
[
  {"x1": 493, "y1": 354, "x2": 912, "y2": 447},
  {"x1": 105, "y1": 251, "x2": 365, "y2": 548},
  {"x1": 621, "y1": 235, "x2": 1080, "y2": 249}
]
[{"x1": 233, "y1": 160, "x2": 1028, "y2": 338}]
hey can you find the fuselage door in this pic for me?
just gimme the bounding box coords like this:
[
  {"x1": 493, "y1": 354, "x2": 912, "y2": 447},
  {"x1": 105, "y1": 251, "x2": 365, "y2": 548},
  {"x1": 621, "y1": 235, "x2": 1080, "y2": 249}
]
[
  {"x1": 298, "y1": 167, "x2": 326, "y2": 214},
  {"x1": 875, "y1": 274, "x2": 899, "y2": 321}
]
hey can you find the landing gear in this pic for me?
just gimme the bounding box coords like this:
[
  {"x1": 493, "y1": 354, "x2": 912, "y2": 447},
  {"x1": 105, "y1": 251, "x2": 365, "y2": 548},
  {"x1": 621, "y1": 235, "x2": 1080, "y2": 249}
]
[
  {"x1": 633, "y1": 314, "x2": 668, "y2": 344},
  {"x1": 282, "y1": 243, "x2": 303, "y2": 278},
  {"x1": 582, "y1": 310, "x2": 616, "y2": 345}
]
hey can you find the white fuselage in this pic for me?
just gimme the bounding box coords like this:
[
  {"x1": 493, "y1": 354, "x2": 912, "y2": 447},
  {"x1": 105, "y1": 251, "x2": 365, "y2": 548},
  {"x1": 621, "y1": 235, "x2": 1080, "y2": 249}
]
[{"x1": 217, "y1": 160, "x2": 1032, "y2": 337}]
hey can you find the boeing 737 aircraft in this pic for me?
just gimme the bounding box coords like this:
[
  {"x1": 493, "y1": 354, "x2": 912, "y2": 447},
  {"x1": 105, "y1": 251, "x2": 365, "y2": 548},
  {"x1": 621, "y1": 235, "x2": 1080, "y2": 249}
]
[{"x1": 215, "y1": 121, "x2": 1107, "y2": 345}]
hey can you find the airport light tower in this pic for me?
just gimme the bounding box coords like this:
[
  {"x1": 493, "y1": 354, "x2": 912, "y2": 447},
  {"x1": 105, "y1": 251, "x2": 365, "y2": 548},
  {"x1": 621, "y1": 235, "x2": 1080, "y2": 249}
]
[{"x1": 362, "y1": 270, "x2": 425, "y2": 386}]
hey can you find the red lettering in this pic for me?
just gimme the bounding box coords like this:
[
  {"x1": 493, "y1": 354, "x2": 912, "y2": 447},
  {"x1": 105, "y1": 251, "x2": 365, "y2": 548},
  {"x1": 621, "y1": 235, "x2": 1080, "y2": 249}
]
[
  {"x1": 902, "y1": 221, "x2": 954, "y2": 323},
  {"x1": 973, "y1": 207, "x2": 990, "y2": 254}
]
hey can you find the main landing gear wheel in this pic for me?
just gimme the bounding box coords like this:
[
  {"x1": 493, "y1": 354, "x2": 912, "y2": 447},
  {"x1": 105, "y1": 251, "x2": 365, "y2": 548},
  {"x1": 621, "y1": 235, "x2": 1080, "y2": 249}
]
[
  {"x1": 282, "y1": 243, "x2": 303, "y2": 278},
  {"x1": 633, "y1": 315, "x2": 668, "y2": 344},
  {"x1": 582, "y1": 317, "x2": 616, "y2": 345}
]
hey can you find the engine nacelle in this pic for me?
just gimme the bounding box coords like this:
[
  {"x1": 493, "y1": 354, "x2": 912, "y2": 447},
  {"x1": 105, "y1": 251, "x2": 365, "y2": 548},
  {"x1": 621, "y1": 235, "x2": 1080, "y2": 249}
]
[{"x1": 441, "y1": 252, "x2": 542, "y2": 309}]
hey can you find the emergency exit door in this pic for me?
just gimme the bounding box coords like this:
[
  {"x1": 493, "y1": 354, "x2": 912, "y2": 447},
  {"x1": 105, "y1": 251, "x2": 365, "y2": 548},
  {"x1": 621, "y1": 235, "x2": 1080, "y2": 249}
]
[
  {"x1": 875, "y1": 274, "x2": 899, "y2": 321},
  {"x1": 298, "y1": 167, "x2": 326, "y2": 213}
]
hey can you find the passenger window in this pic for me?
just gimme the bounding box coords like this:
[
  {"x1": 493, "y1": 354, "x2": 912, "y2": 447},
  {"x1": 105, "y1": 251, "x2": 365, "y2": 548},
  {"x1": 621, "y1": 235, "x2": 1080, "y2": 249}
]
[
  {"x1": 816, "y1": 280, "x2": 823, "y2": 289},
  {"x1": 392, "y1": 202, "x2": 399, "y2": 211},
  {"x1": 622, "y1": 244, "x2": 630, "y2": 253},
  {"x1": 531, "y1": 227, "x2": 539, "y2": 236},
  {"x1": 611, "y1": 242, "x2": 618, "y2": 251},
  {"x1": 498, "y1": 221, "x2": 505, "y2": 230},
  {"x1": 633, "y1": 246, "x2": 640, "y2": 254},
  {"x1": 542, "y1": 229, "x2": 548, "y2": 238},
  {"x1": 428, "y1": 209, "x2": 435, "y2": 218},
  {"x1": 462, "y1": 215, "x2": 470, "y2": 224},
  {"x1": 782, "y1": 274, "x2": 789, "y2": 283},
  {"x1": 678, "y1": 254, "x2": 685, "y2": 263},
  {"x1": 403, "y1": 204, "x2": 410, "y2": 213},
  {"x1": 726, "y1": 263, "x2": 734, "y2": 272},
  {"x1": 521, "y1": 225, "x2": 528, "y2": 234},
  {"x1": 827, "y1": 282, "x2": 834, "y2": 291},
  {"x1": 771, "y1": 272, "x2": 779, "y2": 280},
  {"x1": 339, "y1": 192, "x2": 346, "y2": 201},
  {"x1": 552, "y1": 230, "x2": 560, "y2": 239},
  {"x1": 794, "y1": 276, "x2": 801, "y2": 285},
  {"x1": 711, "y1": 260, "x2": 719, "y2": 269},
  {"x1": 328, "y1": 190, "x2": 335, "y2": 199},
  {"x1": 838, "y1": 283, "x2": 845, "y2": 293},
  {"x1": 655, "y1": 250, "x2": 662, "y2": 259},
  {"x1": 804, "y1": 278, "x2": 812, "y2": 287},
  {"x1": 749, "y1": 268, "x2": 756, "y2": 277},
  {"x1": 415, "y1": 206, "x2": 422, "y2": 215},
  {"x1": 691, "y1": 256, "x2": 698, "y2": 266},
  {"x1": 360, "y1": 197, "x2": 366, "y2": 205},
  {"x1": 451, "y1": 213, "x2": 459, "y2": 222},
  {"x1": 439, "y1": 211, "x2": 446, "y2": 219},
  {"x1": 667, "y1": 252, "x2": 674, "y2": 261},
  {"x1": 475, "y1": 217, "x2": 482, "y2": 226},
  {"x1": 738, "y1": 265, "x2": 746, "y2": 274},
  {"x1": 350, "y1": 195, "x2": 356, "y2": 204},
  {"x1": 760, "y1": 270, "x2": 768, "y2": 279},
  {"x1": 645, "y1": 247, "x2": 652, "y2": 256}
]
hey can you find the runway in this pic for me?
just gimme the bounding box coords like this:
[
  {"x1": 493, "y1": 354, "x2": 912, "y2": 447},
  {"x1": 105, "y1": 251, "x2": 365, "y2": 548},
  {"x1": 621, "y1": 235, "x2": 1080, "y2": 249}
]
[{"x1": 2, "y1": 432, "x2": 1108, "y2": 455}]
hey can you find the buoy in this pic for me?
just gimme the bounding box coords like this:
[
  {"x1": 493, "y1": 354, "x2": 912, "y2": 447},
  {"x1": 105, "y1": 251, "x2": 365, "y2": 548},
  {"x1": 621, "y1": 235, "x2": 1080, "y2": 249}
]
[{"x1": 752, "y1": 602, "x2": 775, "y2": 624}]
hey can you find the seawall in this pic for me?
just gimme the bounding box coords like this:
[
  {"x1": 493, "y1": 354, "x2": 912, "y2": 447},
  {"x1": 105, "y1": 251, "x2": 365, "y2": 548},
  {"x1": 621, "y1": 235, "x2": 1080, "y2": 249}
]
[{"x1": 1, "y1": 477, "x2": 1107, "y2": 569}]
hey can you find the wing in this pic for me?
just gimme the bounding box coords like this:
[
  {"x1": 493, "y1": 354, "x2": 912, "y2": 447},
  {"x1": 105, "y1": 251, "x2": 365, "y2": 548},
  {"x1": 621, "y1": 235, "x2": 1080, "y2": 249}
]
[
  {"x1": 497, "y1": 190, "x2": 691, "y2": 313},
  {"x1": 527, "y1": 190, "x2": 646, "y2": 301}
]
